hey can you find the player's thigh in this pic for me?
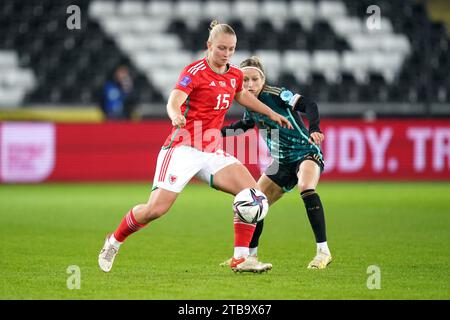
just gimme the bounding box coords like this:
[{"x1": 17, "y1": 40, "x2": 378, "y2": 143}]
[
  {"x1": 257, "y1": 174, "x2": 284, "y2": 205},
  {"x1": 213, "y1": 163, "x2": 258, "y2": 196},
  {"x1": 153, "y1": 146, "x2": 202, "y2": 193},
  {"x1": 297, "y1": 160, "x2": 321, "y2": 192}
]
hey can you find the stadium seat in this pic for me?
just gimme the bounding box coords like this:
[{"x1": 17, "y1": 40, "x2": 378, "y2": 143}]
[
  {"x1": 253, "y1": 19, "x2": 279, "y2": 50},
  {"x1": 0, "y1": 50, "x2": 36, "y2": 106},
  {"x1": 88, "y1": 1, "x2": 116, "y2": 19},
  {"x1": 308, "y1": 72, "x2": 331, "y2": 102},
  {"x1": 347, "y1": 33, "x2": 382, "y2": 52},
  {"x1": 339, "y1": 72, "x2": 360, "y2": 102},
  {"x1": 282, "y1": 50, "x2": 311, "y2": 83},
  {"x1": 230, "y1": 50, "x2": 252, "y2": 67},
  {"x1": 116, "y1": 1, "x2": 145, "y2": 17},
  {"x1": 311, "y1": 50, "x2": 341, "y2": 83},
  {"x1": 0, "y1": 51, "x2": 18, "y2": 68},
  {"x1": 254, "y1": 50, "x2": 282, "y2": 82},
  {"x1": 318, "y1": 1, "x2": 348, "y2": 19},
  {"x1": 0, "y1": 87, "x2": 26, "y2": 107},
  {"x1": 329, "y1": 17, "x2": 363, "y2": 37},
  {"x1": 370, "y1": 52, "x2": 406, "y2": 84},
  {"x1": 309, "y1": 20, "x2": 346, "y2": 51},
  {"x1": 173, "y1": 1, "x2": 203, "y2": 20},
  {"x1": 278, "y1": 20, "x2": 308, "y2": 50},
  {"x1": 202, "y1": 1, "x2": 232, "y2": 21},
  {"x1": 149, "y1": 68, "x2": 180, "y2": 100},
  {"x1": 232, "y1": 1, "x2": 260, "y2": 21},
  {"x1": 341, "y1": 51, "x2": 370, "y2": 84},
  {"x1": 289, "y1": 1, "x2": 317, "y2": 21},
  {"x1": 260, "y1": 1, "x2": 289, "y2": 21},
  {"x1": 380, "y1": 34, "x2": 411, "y2": 54},
  {"x1": 130, "y1": 17, "x2": 168, "y2": 34},
  {"x1": 159, "y1": 51, "x2": 194, "y2": 70},
  {"x1": 146, "y1": 1, "x2": 173, "y2": 18}
]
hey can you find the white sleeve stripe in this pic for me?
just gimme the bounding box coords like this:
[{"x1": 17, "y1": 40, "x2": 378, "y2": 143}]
[
  {"x1": 289, "y1": 94, "x2": 302, "y2": 108},
  {"x1": 188, "y1": 61, "x2": 204, "y2": 71},
  {"x1": 187, "y1": 62, "x2": 205, "y2": 74},
  {"x1": 191, "y1": 65, "x2": 206, "y2": 75},
  {"x1": 187, "y1": 64, "x2": 206, "y2": 75}
]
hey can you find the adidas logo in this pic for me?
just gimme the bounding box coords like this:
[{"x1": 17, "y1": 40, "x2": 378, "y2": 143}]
[{"x1": 209, "y1": 81, "x2": 216, "y2": 86}]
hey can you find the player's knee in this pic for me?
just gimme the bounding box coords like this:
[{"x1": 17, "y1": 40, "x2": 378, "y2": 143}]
[
  {"x1": 142, "y1": 203, "x2": 169, "y2": 222},
  {"x1": 264, "y1": 190, "x2": 280, "y2": 205},
  {"x1": 299, "y1": 182, "x2": 315, "y2": 193}
]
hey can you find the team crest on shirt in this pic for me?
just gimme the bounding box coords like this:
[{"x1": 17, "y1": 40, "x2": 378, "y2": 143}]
[
  {"x1": 169, "y1": 174, "x2": 178, "y2": 185},
  {"x1": 219, "y1": 81, "x2": 226, "y2": 87},
  {"x1": 280, "y1": 90, "x2": 294, "y2": 102},
  {"x1": 230, "y1": 78, "x2": 236, "y2": 88}
]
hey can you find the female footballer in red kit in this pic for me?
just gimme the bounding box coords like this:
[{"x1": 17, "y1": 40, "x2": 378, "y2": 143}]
[{"x1": 98, "y1": 21, "x2": 292, "y2": 273}]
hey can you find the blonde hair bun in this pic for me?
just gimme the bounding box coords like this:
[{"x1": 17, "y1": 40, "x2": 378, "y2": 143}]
[
  {"x1": 209, "y1": 20, "x2": 219, "y2": 31},
  {"x1": 208, "y1": 20, "x2": 235, "y2": 42}
]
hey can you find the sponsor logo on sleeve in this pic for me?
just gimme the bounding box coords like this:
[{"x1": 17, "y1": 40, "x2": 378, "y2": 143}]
[{"x1": 179, "y1": 75, "x2": 192, "y2": 88}]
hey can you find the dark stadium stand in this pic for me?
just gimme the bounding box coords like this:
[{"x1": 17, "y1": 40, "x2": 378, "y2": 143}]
[{"x1": 0, "y1": 0, "x2": 448, "y2": 117}]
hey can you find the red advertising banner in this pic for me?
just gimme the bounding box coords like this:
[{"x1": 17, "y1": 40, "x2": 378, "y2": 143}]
[
  {"x1": 50, "y1": 121, "x2": 171, "y2": 181},
  {"x1": 319, "y1": 119, "x2": 450, "y2": 180},
  {"x1": 0, "y1": 119, "x2": 449, "y2": 183}
]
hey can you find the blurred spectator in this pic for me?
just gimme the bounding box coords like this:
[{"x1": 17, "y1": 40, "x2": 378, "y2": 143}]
[{"x1": 101, "y1": 65, "x2": 136, "y2": 120}]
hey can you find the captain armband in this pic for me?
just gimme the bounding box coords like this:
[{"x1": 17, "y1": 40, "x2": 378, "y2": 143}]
[{"x1": 280, "y1": 90, "x2": 302, "y2": 109}]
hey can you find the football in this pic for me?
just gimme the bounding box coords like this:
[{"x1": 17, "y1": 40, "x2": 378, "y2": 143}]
[{"x1": 233, "y1": 188, "x2": 269, "y2": 224}]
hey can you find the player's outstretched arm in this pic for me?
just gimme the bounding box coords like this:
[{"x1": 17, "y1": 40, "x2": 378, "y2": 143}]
[
  {"x1": 235, "y1": 89, "x2": 293, "y2": 129},
  {"x1": 167, "y1": 89, "x2": 188, "y2": 127},
  {"x1": 291, "y1": 95, "x2": 324, "y2": 146}
]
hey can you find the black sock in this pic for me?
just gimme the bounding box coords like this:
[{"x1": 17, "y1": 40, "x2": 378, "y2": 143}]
[
  {"x1": 249, "y1": 219, "x2": 264, "y2": 249},
  {"x1": 301, "y1": 189, "x2": 327, "y2": 243}
]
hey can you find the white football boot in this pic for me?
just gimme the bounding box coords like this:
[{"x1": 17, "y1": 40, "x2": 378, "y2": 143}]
[
  {"x1": 98, "y1": 235, "x2": 119, "y2": 272},
  {"x1": 230, "y1": 255, "x2": 272, "y2": 273},
  {"x1": 221, "y1": 255, "x2": 272, "y2": 270},
  {"x1": 307, "y1": 248, "x2": 332, "y2": 269}
]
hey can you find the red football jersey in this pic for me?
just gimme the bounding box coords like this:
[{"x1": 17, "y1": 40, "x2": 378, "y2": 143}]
[{"x1": 163, "y1": 57, "x2": 244, "y2": 152}]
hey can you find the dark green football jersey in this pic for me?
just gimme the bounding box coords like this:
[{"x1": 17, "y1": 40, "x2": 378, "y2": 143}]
[{"x1": 243, "y1": 85, "x2": 323, "y2": 164}]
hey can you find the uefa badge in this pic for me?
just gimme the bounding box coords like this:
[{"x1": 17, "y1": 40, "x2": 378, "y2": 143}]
[{"x1": 230, "y1": 78, "x2": 236, "y2": 88}]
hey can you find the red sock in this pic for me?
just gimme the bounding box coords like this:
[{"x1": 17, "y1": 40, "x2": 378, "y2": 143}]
[
  {"x1": 113, "y1": 209, "x2": 147, "y2": 242},
  {"x1": 233, "y1": 216, "x2": 256, "y2": 247}
]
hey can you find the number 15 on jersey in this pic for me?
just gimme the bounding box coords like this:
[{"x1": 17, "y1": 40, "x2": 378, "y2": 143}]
[{"x1": 214, "y1": 94, "x2": 231, "y2": 110}]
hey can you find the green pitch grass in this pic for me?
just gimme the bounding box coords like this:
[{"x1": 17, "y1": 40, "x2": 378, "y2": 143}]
[{"x1": 0, "y1": 182, "x2": 449, "y2": 300}]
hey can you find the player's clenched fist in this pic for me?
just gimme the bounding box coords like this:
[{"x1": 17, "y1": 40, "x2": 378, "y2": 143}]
[
  {"x1": 309, "y1": 131, "x2": 324, "y2": 146},
  {"x1": 171, "y1": 114, "x2": 186, "y2": 127}
]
